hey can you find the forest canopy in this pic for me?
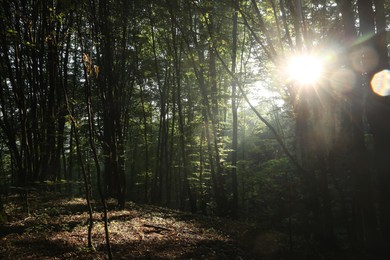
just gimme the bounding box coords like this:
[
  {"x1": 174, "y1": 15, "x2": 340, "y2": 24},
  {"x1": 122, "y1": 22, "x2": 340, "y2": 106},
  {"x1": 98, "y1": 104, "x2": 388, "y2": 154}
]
[{"x1": 1, "y1": 0, "x2": 390, "y2": 258}]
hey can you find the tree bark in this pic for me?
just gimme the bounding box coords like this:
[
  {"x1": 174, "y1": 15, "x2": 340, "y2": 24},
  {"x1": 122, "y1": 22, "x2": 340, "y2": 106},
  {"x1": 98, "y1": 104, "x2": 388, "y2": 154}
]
[{"x1": 231, "y1": 0, "x2": 239, "y2": 217}]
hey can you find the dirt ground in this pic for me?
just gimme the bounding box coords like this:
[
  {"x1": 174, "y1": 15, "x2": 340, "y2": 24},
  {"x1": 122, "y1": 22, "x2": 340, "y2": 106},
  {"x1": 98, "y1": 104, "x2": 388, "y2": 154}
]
[{"x1": 0, "y1": 193, "x2": 262, "y2": 259}]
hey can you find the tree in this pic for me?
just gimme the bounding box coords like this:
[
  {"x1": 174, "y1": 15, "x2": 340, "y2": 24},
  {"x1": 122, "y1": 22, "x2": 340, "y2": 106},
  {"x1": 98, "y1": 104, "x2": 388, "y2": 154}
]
[
  {"x1": 231, "y1": 0, "x2": 239, "y2": 217},
  {"x1": 357, "y1": 0, "x2": 390, "y2": 253}
]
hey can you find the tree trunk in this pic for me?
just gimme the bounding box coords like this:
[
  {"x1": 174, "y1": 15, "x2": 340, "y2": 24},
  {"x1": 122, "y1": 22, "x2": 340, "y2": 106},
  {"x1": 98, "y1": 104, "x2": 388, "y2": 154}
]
[
  {"x1": 231, "y1": 0, "x2": 239, "y2": 217},
  {"x1": 360, "y1": 0, "x2": 390, "y2": 254},
  {"x1": 337, "y1": 0, "x2": 379, "y2": 251}
]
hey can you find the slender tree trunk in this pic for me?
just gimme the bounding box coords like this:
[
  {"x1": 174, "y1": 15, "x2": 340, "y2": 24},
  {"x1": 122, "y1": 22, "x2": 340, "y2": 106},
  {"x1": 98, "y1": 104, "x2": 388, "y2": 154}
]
[
  {"x1": 199, "y1": 129, "x2": 207, "y2": 214},
  {"x1": 140, "y1": 85, "x2": 150, "y2": 203},
  {"x1": 74, "y1": 122, "x2": 94, "y2": 249},
  {"x1": 148, "y1": 1, "x2": 169, "y2": 205},
  {"x1": 231, "y1": 0, "x2": 239, "y2": 217},
  {"x1": 86, "y1": 80, "x2": 113, "y2": 260},
  {"x1": 167, "y1": 2, "x2": 197, "y2": 212}
]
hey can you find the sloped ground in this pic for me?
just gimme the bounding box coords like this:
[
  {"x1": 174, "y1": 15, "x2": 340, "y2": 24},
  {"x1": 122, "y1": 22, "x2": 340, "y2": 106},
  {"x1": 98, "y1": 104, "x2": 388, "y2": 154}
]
[{"x1": 0, "y1": 193, "x2": 262, "y2": 259}]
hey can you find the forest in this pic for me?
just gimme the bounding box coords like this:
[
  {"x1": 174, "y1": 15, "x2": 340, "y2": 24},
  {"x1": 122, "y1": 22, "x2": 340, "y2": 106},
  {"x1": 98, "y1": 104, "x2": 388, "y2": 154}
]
[{"x1": 0, "y1": 0, "x2": 390, "y2": 259}]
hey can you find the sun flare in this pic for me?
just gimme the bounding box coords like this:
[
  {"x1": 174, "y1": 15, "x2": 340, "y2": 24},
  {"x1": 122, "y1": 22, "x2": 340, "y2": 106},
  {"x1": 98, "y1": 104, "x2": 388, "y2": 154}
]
[{"x1": 287, "y1": 55, "x2": 324, "y2": 85}]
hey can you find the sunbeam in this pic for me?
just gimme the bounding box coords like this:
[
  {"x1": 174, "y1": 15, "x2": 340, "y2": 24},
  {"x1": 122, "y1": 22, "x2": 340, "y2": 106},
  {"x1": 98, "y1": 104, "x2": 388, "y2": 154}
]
[{"x1": 286, "y1": 54, "x2": 324, "y2": 85}]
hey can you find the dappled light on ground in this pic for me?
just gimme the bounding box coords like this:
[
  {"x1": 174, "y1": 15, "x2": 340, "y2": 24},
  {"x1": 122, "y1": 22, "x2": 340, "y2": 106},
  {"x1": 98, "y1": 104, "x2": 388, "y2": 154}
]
[
  {"x1": 371, "y1": 70, "x2": 390, "y2": 96},
  {"x1": 0, "y1": 194, "x2": 254, "y2": 259},
  {"x1": 1, "y1": 193, "x2": 379, "y2": 259}
]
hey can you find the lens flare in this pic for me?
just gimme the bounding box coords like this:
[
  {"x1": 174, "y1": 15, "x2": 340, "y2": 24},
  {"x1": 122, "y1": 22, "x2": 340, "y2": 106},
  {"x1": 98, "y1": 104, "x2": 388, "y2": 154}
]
[
  {"x1": 351, "y1": 46, "x2": 379, "y2": 73},
  {"x1": 330, "y1": 68, "x2": 356, "y2": 93},
  {"x1": 287, "y1": 55, "x2": 323, "y2": 85},
  {"x1": 371, "y1": 70, "x2": 390, "y2": 96}
]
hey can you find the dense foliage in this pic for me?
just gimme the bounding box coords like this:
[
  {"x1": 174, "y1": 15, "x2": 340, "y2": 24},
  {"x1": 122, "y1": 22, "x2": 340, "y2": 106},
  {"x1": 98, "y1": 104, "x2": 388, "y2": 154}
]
[{"x1": 1, "y1": 0, "x2": 389, "y2": 258}]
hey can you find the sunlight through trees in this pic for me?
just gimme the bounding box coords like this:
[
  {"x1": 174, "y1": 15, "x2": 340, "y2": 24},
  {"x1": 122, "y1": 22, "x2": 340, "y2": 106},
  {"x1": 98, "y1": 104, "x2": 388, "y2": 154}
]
[{"x1": 0, "y1": 0, "x2": 389, "y2": 259}]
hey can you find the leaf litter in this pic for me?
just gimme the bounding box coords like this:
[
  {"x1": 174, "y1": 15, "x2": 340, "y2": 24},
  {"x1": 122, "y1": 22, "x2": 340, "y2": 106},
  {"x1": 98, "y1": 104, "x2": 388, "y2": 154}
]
[{"x1": 0, "y1": 193, "x2": 256, "y2": 259}]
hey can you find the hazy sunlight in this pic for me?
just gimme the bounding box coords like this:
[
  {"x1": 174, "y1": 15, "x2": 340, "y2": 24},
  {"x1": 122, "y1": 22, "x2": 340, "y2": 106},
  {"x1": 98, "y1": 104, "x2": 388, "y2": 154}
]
[{"x1": 286, "y1": 54, "x2": 324, "y2": 85}]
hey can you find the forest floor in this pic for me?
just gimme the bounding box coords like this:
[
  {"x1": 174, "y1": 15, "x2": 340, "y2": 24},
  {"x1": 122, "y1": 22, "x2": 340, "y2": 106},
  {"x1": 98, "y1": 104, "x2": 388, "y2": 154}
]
[
  {"x1": 0, "y1": 191, "x2": 286, "y2": 259},
  {"x1": 0, "y1": 192, "x2": 370, "y2": 260}
]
